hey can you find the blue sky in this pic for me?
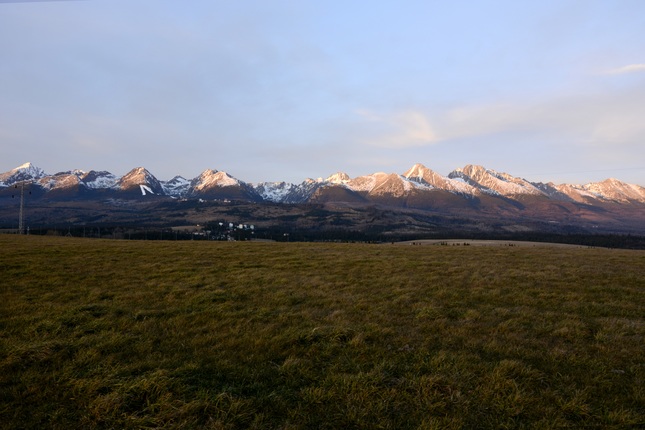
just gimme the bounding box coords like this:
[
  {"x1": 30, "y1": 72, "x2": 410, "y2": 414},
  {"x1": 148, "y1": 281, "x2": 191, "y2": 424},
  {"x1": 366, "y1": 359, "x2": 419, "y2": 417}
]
[{"x1": 1, "y1": 0, "x2": 644, "y2": 184}]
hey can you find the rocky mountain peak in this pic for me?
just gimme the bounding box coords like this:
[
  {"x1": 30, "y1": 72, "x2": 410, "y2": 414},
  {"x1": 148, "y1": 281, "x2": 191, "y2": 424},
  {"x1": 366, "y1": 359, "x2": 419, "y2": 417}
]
[
  {"x1": 582, "y1": 178, "x2": 645, "y2": 202},
  {"x1": 326, "y1": 172, "x2": 351, "y2": 184},
  {"x1": 403, "y1": 163, "x2": 431, "y2": 178},
  {"x1": 117, "y1": 167, "x2": 163, "y2": 194},
  {"x1": 0, "y1": 162, "x2": 47, "y2": 185},
  {"x1": 403, "y1": 163, "x2": 439, "y2": 182},
  {"x1": 449, "y1": 164, "x2": 542, "y2": 196},
  {"x1": 192, "y1": 169, "x2": 239, "y2": 190}
]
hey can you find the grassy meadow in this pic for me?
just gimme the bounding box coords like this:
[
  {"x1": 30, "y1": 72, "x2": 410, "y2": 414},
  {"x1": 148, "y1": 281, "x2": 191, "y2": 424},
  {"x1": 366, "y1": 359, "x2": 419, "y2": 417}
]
[{"x1": 1, "y1": 235, "x2": 644, "y2": 429}]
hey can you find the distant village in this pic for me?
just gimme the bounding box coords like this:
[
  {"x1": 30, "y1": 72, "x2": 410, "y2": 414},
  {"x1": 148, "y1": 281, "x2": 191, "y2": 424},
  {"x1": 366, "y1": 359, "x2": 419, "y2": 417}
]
[{"x1": 194, "y1": 221, "x2": 256, "y2": 241}]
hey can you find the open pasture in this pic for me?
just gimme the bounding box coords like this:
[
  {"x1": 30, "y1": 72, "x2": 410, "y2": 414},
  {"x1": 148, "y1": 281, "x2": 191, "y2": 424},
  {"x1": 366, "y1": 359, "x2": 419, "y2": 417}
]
[{"x1": 1, "y1": 236, "x2": 644, "y2": 429}]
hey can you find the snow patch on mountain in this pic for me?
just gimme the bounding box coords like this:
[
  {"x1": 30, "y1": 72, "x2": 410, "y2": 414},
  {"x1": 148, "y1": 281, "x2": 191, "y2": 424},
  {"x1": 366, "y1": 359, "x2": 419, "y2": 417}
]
[
  {"x1": 344, "y1": 172, "x2": 412, "y2": 197},
  {"x1": 38, "y1": 173, "x2": 81, "y2": 191},
  {"x1": 116, "y1": 167, "x2": 164, "y2": 195},
  {"x1": 345, "y1": 173, "x2": 379, "y2": 193},
  {"x1": 81, "y1": 171, "x2": 118, "y2": 189},
  {"x1": 449, "y1": 165, "x2": 543, "y2": 196},
  {"x1": 404, "y1": 163, "x2": 475, "y2": 194},
  {"x1": 326, "y1": 172, "x2": 351, "y2": 184},
  {"x1": 191, "y1": 170, "x2": 241, "y2": 191},
  {"x1": 140, "y1": 185, "x2": 155, "y2": 195},
  {"x1": 254, "y1": 178, "x2": 324, "y2": 203},
  {"x1": 255, "y1": 182, "x2": 295, "y2": 202},
  {"x1": 162, "y1": 176, "x2": 190, "y2": 197},
  {"x1": 576, "y1": 179, "x2": 645, "y2": 203}
]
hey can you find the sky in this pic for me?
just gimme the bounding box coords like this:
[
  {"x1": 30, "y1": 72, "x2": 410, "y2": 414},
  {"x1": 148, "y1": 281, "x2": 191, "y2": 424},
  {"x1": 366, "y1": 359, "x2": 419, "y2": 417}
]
[{"x1": 1, "y1": 0, "x2": 644, "y2": 185}]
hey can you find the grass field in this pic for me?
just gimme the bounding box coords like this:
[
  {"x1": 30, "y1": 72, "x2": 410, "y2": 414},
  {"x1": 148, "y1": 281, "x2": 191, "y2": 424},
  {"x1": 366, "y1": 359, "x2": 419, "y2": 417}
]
[{"x1": 1, "y1": 236, "x2": 644, "y2": 429}]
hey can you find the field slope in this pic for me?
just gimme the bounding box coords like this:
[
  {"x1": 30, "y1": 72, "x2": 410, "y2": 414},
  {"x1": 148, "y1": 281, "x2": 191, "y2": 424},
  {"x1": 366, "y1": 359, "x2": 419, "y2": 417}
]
[{"x1": 1, "y1": 236, "x2": 644, "y2": 429}]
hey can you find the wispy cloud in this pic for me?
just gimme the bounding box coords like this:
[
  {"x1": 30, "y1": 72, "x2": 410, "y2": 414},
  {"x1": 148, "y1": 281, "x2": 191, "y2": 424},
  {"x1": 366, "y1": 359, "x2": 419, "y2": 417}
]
[
  {"x1": 357, "y1": 83, "x2": 645, "y2": 154},
  {"x1": 605, "y1": 64, "x2": 645, "y2": 75},
  {"x1": 438, "y1": 89, "x2": 645, "y2": 149},
  {"x1": 356, "y1": 109, "x2": 438, "y2": 148}
]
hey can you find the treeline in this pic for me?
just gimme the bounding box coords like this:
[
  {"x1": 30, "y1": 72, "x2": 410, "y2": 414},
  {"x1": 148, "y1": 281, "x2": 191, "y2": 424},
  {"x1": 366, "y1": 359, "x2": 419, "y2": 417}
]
[
  {"x1": 263, "y1": 229, "x2": 645, "y2": 249},
  {"x1": 414, "y1": 231, "x2": 645, "y2": 249},
  {"x1": 8, "y1": 225, "x2": 645, "y2": 249},
  {"x1": 15, "y1": 226, "x2": 200, "y2": 241}
]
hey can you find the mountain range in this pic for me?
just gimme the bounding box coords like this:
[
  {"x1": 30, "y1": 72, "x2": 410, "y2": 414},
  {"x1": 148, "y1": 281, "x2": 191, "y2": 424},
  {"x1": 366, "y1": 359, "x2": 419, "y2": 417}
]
[
  {"x1": 1, "y1": 162, "x2": 644, "y2": 236},
  {"x1": 2, "y1": 162, "x2": 644, "y2": 204}
]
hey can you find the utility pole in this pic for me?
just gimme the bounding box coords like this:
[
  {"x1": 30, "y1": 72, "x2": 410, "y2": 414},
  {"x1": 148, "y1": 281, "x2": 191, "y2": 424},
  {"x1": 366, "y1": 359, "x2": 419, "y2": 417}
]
[
  {"x1": 18, "y1": 182, "x2": 26, "y2": 234},
  {"x1": 13, "y1": 182, "x2": 28, "y2": 235}
]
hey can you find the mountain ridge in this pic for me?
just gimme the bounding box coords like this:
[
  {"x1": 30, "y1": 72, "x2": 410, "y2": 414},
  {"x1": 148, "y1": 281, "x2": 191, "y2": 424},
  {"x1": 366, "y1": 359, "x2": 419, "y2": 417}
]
[
  {"x1": 1, "y1": 162, "x2": 643, "y2": 205},
  {"x1": 1, "y1": 162, "x2": 644, "y2": 236}
]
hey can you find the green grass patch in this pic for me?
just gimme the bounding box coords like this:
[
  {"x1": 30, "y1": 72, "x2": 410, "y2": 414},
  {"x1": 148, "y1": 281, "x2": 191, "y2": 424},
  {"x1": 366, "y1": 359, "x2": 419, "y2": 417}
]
[{"x1": 1, "y1": 236, "x2": 644, "y2": 428}]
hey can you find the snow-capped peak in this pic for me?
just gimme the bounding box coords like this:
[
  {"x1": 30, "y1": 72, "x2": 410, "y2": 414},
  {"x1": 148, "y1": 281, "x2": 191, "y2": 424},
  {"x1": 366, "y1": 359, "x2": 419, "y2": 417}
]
[
  {"x1": 161, "y1": 176, "x2": 191, "y2": 197},
  {"x1": 81, "y1": 171, "x2": 117, "y2": 189},
  {"x1": 402, "y1": 163, "x2": 476, "y2": 194},
  {"x1": 118, "y1": 167, "x2": 157, "y2": 185},
  {"x1": 0, "y1": 162, "x2": 48, "y2": 186},
  {"x1": 404, "y1": 163, "x2": 441, "y2": 183},
  {"x1": 192, "y1": 169, "x2": 240, "y2": 190},
  {"x1": 449, "y1": 164, "x2": 543, "y2": 196},
  {"x1": 254, "y1": 181, "x2": 294, "y2": 202},
  {"x1": 116, "y1": 167, "x2": 164, "y2": 195},
  {"x1": 579, "y1": 178, "x2": 645, "y2": 203},
  {"x1": 14, "y1": 162, "x2": 47, "y2": 177},
  {"x1": 403, "y1": 163, "x2": 431, "y2": 180},
  {"x1": 326, "y1": 172, "x2": 351, "y2": 184},
  {"x1": 342, "y1": 172, "x2": 411, "y2": 196}
]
